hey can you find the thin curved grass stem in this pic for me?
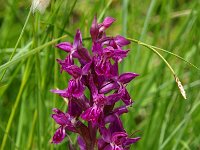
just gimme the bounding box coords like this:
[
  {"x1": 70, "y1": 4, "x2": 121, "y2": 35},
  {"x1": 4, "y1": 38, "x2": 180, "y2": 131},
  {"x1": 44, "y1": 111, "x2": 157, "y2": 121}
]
[
  {"x1": 128, "y1": 38, "x2": 187, "y2": 99},
  {"x1": 0, "y1": 8, "x2": 32, "y2": 81}
]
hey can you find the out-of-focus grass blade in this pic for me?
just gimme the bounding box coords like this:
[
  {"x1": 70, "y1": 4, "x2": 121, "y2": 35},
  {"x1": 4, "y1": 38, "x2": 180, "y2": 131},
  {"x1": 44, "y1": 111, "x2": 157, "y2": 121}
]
[
  {"x1": 0, "y1": 59, "x2": 32, "y2": 150},
  {"x1": 0, "y1": 35, "x2": 67, "y2": 72},
  {"x1": 134, "y1": 0, "x2": 157, "y2": 67},
  {"x1": 160, "y1": 93, "x2": 200, "y2": 149},
  {"x1": 98, "y1": 0, "x2": 113, "y2": 22},
  {"x1": 0, "y1": 9, "x2": 32, "y2": 81}
]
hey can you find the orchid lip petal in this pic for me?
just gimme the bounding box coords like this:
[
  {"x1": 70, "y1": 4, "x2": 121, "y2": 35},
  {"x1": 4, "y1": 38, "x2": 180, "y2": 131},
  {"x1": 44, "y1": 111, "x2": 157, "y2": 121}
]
[
  {"x1": 81, "y1": 105, "x2": 102, "y2": 123},
  {"x1": 52, "y1": 127, "x2": 66, "y2": 144}
]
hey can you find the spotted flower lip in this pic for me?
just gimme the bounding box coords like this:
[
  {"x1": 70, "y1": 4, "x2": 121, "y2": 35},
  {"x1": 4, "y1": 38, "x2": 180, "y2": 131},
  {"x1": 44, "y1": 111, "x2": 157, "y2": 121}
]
[
  {"x1": 51, "y1": 108, "x2": 77, "y2": 144},
  {"x1": 52, "y1": 108, "x2": 72, "y2": 126},
  {"x1": 52, "y1": 126, "x2": 66, "y2": 144},
  {"x1": 98, "y1": 113, "x2": 140, "y2": 150},
  {"x1": 51, "y1": 16, "x2": 140, "y2": 149}
]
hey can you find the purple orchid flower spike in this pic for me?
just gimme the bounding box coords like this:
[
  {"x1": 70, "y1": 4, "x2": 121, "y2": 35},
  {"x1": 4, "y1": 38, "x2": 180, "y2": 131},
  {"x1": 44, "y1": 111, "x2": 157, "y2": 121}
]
[{"x1": 51, "y1": 16, "x2": 140, "y2": 149}]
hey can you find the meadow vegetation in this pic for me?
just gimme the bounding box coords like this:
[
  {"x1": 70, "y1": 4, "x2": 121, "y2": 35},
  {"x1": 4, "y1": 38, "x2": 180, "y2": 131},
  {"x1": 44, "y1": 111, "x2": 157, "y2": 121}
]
[{"x1": 0, "y1": 0, "x2": 199, "y2": 149}]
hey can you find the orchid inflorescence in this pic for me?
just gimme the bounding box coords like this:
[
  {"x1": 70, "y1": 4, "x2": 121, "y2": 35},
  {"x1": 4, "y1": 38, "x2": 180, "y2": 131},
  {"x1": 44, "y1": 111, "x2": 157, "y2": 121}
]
[{"x1": 51, "y1": 16, "x2": 140, "y2": 150}]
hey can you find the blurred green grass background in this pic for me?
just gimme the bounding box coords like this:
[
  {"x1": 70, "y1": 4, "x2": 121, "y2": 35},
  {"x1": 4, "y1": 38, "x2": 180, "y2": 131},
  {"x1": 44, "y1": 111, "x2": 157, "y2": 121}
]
[{"x1": 0, "y1": 0, "x2": 200, "y2": 149}]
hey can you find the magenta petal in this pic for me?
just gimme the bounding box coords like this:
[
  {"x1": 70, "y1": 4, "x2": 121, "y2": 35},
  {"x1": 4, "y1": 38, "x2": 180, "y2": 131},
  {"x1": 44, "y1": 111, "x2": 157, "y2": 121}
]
[
  {"x1": 56, "y1": 56, "x2": 74, "y2": 73},
  {"x1": 99, "y1": 81, "x2": 119, "y2": 94},
  {"x1": 52, "y1": 108, "x2": 62, "y2": 114},
  {"x1": 111, "y1": 132, "x2": 127, "y2": 142},
  {"x1": 107, "y1": 93, "x2": 121, "y2": 105},
  {"x1": 92, "y1": 42, "x2": 102, "y2": 54},
  {"x1": 113, "y1": 105, "x2": 128, "y2": 116},
  {"x1": 77, "y1": 47, "x2": 91, "y2": 65},
  {"x1": 104, "y1": 145, "x2": 114, "y2": 150},
  {"x1": 52, "y1": 127, "x2": 66, "y2": 144},
  {"x1": 119, "y1": 87, "x2": 133, "y2": 105},
  {"x1": 102, "y1": 17, "x2": 115, "y2": 28},
  {"x1": 65, "y1": 65, "x2": 82, "y2": 78},
  {"x1": 73, "y1": 29, "x2": 82, "y2": 49},
  {"x1": 56, "y1": 42, "x2": 72, "y2": 52},
  {"x1": 82, "y1": 61, "x2": 92, "y2": 75},
  {"x1": 114, "y1": 35, "x2": 130, "y2": 47},
  {"x1": 99, "y1": 127, "x2": 111, "y2": 143},
  {"x1": 77, "y1": 136, "x2": 87, "y2": 150},
  {"x1": 50, "y1": 89, "x2": 66, "y2": 95},
  {"x1": 90, "y1": 16, "x2": 99, "y2": 41},
  {"x1": 66, "y1": 79, "x2": 85, "y2": 98},
  {"x1": 81, "y1": 105, "x2": 101, "y2": 123},
  {"x1": 123, "y1": 137, "x2": 141, "y2": 146},
  {"x1": 98, "y1": 138, "x2": 108, "y2": 150},
  {"x1": 113, "y1": 49, "x2": 129, "y2": 62},
  {"x1": 104, "y1": 115, "x2": 124, "y2": 133},
  {"x1": 52, "y1": 108, "x2": 69, "y2": 125},
  {"x1": 67, "y1": 100, "x2": 82, "y2": 117},
  {"x1": 118, "y1": 72, "x2": 139, "y2": 84}
]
